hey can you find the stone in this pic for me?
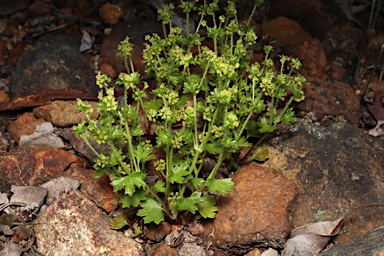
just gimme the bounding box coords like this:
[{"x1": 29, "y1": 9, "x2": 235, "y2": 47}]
[
  {"x1": 297, "y1": 77, "x2": 361, "y2": 125},
  {"x1": 0, "y1": 145, "x2": 118, "y2": 213},
  {"x1": 100, "y1": 20, "x2": 162, "y2": 76},
  {"x1": 261, "y1": 17, "x2": 311, "y2": 46},
  {"x1": 33, "y1": 100, "x2": 99, "y2": 127},
  {"x1": 99, "y1": 2, "x2": 123, "y2": 25},
  {"x1": 287, "y1": 38, "x2": 327, "y2": 74},
  {"x1": 319, "y1": 226, "x2": 384, "y2": 256},
  {"x1": 34, "y1": 190, "x2": 144, "y2": 256},
  {"x1": 263, "y1": 120, "x2": 384, "y2": 245},
  {"x1": 206, "y1": 163, "x2": 297, "y2": 254},
  {"x1": 145, "y1": 222, "x2": 172, "y2": 242},
  {"x1": 7, "y1": 112, "x2": 46, "y2": 144},
  {"x1": 0, "y1": 89, "x2": 10, "y2": 103},
  {"x1": 149, "y1": 244, "x2": 179, "y2": 256},
  {"x1": 10, "y1": 34, "x2": 97, "y2": 98}
]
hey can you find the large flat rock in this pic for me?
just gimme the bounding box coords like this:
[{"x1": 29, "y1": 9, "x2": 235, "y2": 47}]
[{"x1": 263, "y1": 120, "x2": 384, "y2": 244}]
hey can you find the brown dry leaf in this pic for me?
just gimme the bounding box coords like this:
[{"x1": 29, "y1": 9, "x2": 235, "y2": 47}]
[{"x1": 283, "y1": 218, "x2": 344, "y2": 256}]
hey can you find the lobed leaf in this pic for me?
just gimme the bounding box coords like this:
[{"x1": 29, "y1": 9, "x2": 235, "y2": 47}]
[
  {"x1": 137, "y1": 198, "x2": 164, "y2": 224},
  {"x1": 205, "y1": 178, "x2": 234, "y2": 195}
]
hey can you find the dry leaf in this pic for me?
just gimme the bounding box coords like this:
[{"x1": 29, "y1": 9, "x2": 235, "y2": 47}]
[{"x1": 283, "y1": 218, "x2": 344, "y2": 256}]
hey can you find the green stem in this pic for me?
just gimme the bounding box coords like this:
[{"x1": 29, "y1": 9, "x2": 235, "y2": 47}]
[
  {"x1": 144, "y1": 183, "x2": 175, "y2": 220},
  {"x1": 199, "y1": 153, "x2": 225, "y2": 192},
  {"x1": 119, "y1": 112, "x2": 139, "y2": 172},
  {"x1": 247, "y1": 1, "x2": 258, "y2": 26}
]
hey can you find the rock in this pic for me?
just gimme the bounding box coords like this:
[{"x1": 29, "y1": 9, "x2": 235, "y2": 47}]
[
  {"x1": 33, "y1": 100, "x2": 99, "y2": 127},
  {"x1": 34, "y1": 190, "x2": 144, "y2": 256},
  {"x1": 100, "y1": 20, "x2": 162, "y2": 76},
  {"x1": 0, "y1": 146, "x2": 78, "y2": 191},
  {"x1": 319, "y1": 226, "x2": 384, "y2": 256},
  {"x1": 0, "y1": 89, "x2": 10, "y2": 103},
  {"x1": 297, "y1": 77, "x2": 361, "y2": 125},
  {"x1": 205, "y1": 163, "x2": 297, "y2": 254},
  {"x1": 0, "y1": 128, "x2": 9, "y2": 153},
  {"x1": 0, "y1": 145, "x2": 118, "y2": 213},
  {"x1": 244, "y1": 248, "x2": 261, "y2": 256},
  {"x1": 287, "y1": 38, "x2": 327, "y2": 75},
  {"x1": 261, "y1": 17, "x2": 311, "y2": 47},
  {"x1": 99, "y1": 2, "x2": 123, "y2": 25},
  {"x1": 145, "y1": 222, "x2": 172, "y2": 242},
  {"x1": 10, "y1": 34, "x2": 97, "y2": 98},
  {"x1": 19, "y1": 122, "x2": 66, "y2": 148},
  {"x1": 263, "y1": 120, "x2": 384, "y2": 244},
  {"x1": 7, "y1": 112, "x2": 46, "y2": 144},
  {"x1": 149, "y1": 244, "x2": 179, "y2": 256},
  {"x1": 267, "y1": 0, "x2": 350, "y2": 41}
]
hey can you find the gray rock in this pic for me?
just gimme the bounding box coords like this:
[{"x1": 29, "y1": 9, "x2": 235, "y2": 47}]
[
  {"x1": 263, "y1": 120, "x2": 384, "y2": 244},
  {"x1": 319, "y1": 226, "x2": 384, "y2": 256},
  {"x1": 11, "y1": 34, "x2": 97, "y2": 98}
]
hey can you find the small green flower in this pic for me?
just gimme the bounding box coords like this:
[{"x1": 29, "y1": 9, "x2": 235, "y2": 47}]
[
  {"x1": 96, "y1": 72, "x2": 112, "y2": 89},
  {"x1": 224, "y1": 112, "x2": 239, "y2": 129},
  {"x1": 116, "y1": 37, "x2": 134, "y2": 58}
]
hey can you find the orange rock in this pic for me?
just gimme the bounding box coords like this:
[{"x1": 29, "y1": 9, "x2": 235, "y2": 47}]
[
  {"x1": 0, "y1": 89, "x2": 10, "y2": 103},
  {"x1": 99, "y1": 2, "x2": 123, "y2": 25},
  {"x1": 7, "y1": 112, "x2": 46, "y2": 144}
]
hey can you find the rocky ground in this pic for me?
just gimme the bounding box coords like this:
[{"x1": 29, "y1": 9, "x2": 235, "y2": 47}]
[{"x1": 0, "y1": 0, "x2": 384, "y2": 255}]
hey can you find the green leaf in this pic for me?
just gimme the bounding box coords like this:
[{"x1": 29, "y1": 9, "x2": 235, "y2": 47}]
[
  {"x1": 119, "y1": 189, "x2": 147, "y2": 208},
  {"x1": 137, "y1": 198, "x2": 164, "y2": 224},
  {"x1": 205, "y1": 178, "x2": 233, "y2": 195},
  {"x1": 110, "y1": 214, "x2": 128, "y2": 229},
  {"x1": 257, "y1": 117, "x2": 276, "y2": 133},
  {"x1": 156, "y1": 129, "x2": 173, "y2": 147},
  {"x1": 191, "y1": 178, "x2": 204, "y2": 188},
  {"x1": 176, "y1": 191, "x2": 204, "y2": 214},
  {"x1": 197, "y1": 195, "x2": 218, "y2": 218},
  {"x1": 154, "y1": 180, "x2": 166, "y2": 193},
  {"x1": 92, "y1": 167, "x2": 106, "y2": 178},
  {"x1": 251, "y1": 147, "x2": 269, "y2": 162},
  {"x1": 281, "y1": 109, "x2": 298, "y2": 125},
  {"x1": 205, "y1": 141, "x2": 223, "y2": 155},
  {"x1": 110, "y1": 172, "x2": 146, "y2": 196},
  {"x1": 133, "y1": 144, "x2": 155, "y2": 162},
  {"x1": 134, "y1": 226, "x2": 142, "y2": 237},
  {"x1": 169, "y1": 161, "x2": 191, "y2": 184}
]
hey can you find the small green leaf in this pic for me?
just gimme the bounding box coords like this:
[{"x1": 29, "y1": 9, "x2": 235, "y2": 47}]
[
  {"x1": 156, "y1": 129, "x2": 173, "y2": 147},
  {"x1": 205, "y1": 141, "x2": 223, "y2": 155},
  {"x1": 251, "y1": 147, "x2": 269, "y2": 162},
  {"x1": 133, "y1": 144, "x2": 155, "y2": 162},
  {"x1": 197, "y1": 195, "x2": 218, "y2": 218},
  {"x1": 169, "y1": 162, "x2": 191, "y2": 184},
  {"x1": 154, "y1": 180, "x2": 166, "y2": 193},
  {"x1": 92, "y1": 167, "x2": 106, "y2": 178},
  {"x1": 137, "y1": 198, "x2": 164, "y2": 224},
  {"x1": 110, "y1": 172, "x2": 146, "y2": 196},
  {"x1": 257, "y1": 117, "x2": 276, "y2": 133},
  {"x1": 205, "y1": 178, "x2": 234, "y2": 195},
  {"x1": 176, "y1": 191, "x2": 204, "y2": 214},
  {"x1": 281, "y1": 109, "x2": 298, "y2": 125},
  {"x1": 191, "y1": 178, "x2": 204, "y2": 188},
  {"x1": 134, "y1": 227, "x2": 142, "y2": 237},
  {"x1": 119, "y1": 189, "x2": 147, "y2": 208},
  {"x1": 110, "y1": 214, "x2": 128, "y2": 229}
]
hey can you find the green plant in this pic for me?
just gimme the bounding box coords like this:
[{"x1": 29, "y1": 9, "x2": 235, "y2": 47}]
[{"x1": 73, "y1": 0, "x2": 306, "y2": 228}]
